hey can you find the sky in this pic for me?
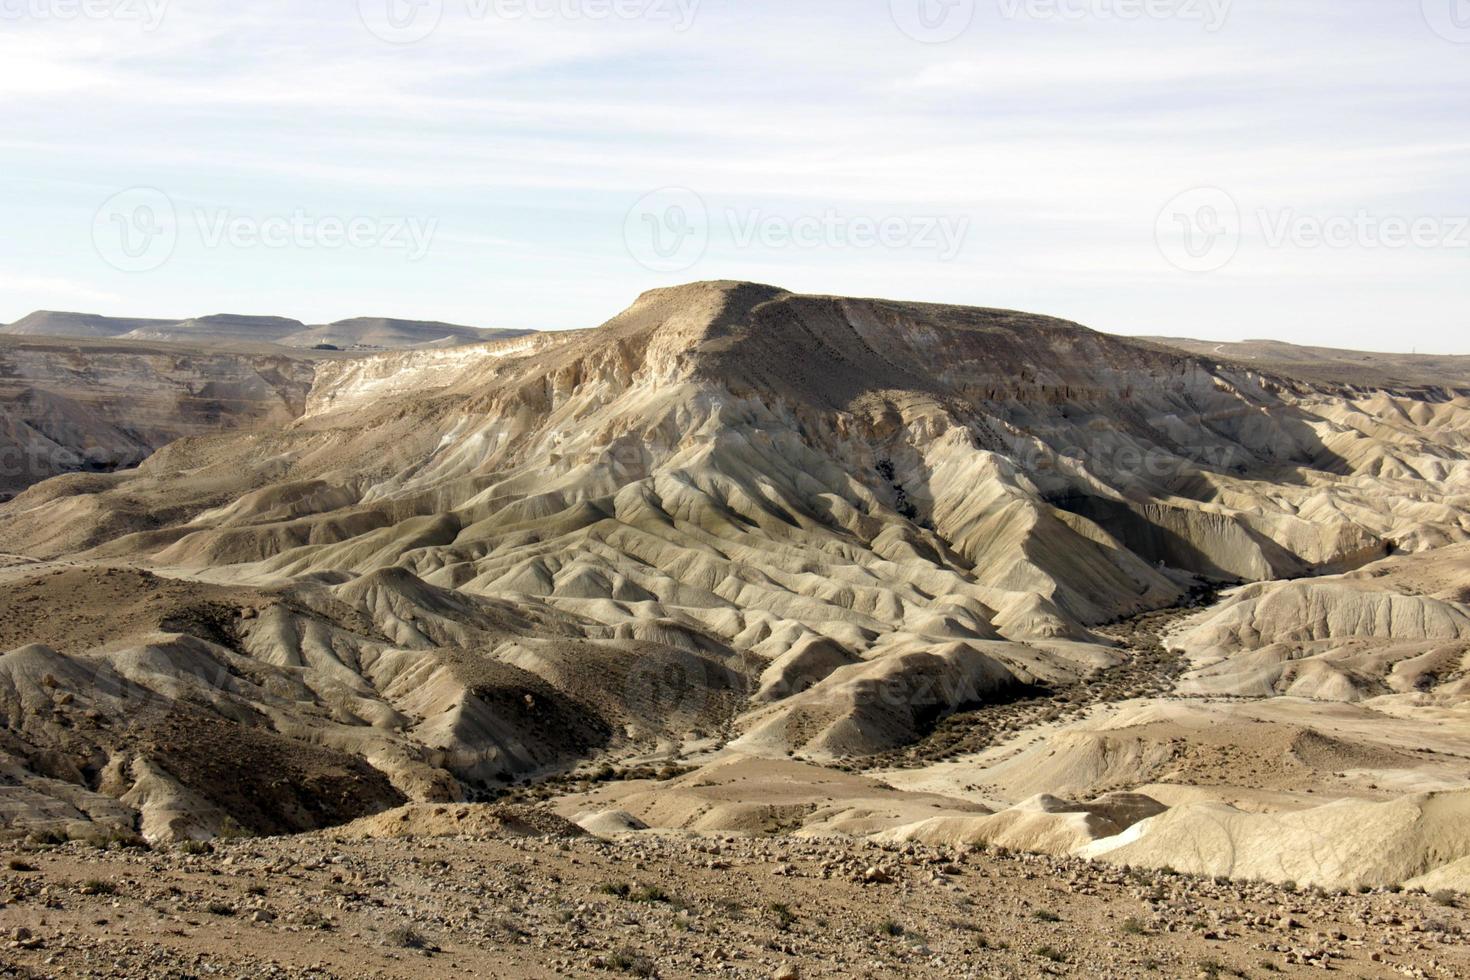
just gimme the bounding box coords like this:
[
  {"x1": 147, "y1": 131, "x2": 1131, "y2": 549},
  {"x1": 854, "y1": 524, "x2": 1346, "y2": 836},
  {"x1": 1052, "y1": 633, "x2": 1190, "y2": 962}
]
[{"x1": 1, "y1": 0, "x2": 1467, "y2": 352}]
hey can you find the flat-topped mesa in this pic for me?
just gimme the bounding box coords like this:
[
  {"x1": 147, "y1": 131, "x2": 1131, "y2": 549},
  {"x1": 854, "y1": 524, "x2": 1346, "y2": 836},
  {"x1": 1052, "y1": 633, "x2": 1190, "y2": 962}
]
[
  {"x1": 560, "y1": 280, "x2": 1214, "y2": 413},
  {"x1": 2, "y1": 311, "x2": 179, "y2": 338}
]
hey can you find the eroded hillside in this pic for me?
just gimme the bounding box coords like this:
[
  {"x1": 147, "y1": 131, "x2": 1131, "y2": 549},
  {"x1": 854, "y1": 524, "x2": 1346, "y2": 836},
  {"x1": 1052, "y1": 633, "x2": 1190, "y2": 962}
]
[
  {"x1": 0, "y1": 336, "x2": 319, "y2": 498},
  {"x1": 1, "y1": 281, "x2": 1468, "y2": 898}
]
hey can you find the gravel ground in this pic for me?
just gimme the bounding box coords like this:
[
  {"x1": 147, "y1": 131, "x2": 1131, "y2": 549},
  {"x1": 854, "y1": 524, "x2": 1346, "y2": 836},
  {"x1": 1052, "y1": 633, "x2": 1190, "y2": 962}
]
[{"x1": 1, "y1": 828, "x2": 1466, "y2": 979}]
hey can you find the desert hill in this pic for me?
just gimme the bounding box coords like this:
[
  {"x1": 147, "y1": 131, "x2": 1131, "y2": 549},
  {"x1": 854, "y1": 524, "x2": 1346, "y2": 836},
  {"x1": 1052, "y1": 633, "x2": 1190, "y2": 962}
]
[
  {"x1": 2, "y1": 310, "x2": 526, "y2": 350},
  {"x1": 1146, "y1": 335, "x2": 1470, "y2": 390},
  {"x1": 0, "y1": 281, "x2": 1468, "y2": 899},
  {"x1": 0, "y1": 335, "x2": 322, "y2": 498}
]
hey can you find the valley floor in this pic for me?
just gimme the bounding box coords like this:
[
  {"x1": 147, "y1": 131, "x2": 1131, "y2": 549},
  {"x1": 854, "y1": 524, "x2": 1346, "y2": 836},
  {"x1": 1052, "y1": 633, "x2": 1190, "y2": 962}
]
[{"x1": 1, "y1": 826, "x2": 1466, "y2": 979}]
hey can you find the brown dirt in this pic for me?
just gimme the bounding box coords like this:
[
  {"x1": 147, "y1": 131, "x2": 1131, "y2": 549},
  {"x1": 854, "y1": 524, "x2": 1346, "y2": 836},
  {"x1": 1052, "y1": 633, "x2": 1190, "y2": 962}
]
[{"x1": 0, "y1": 830, "x2": 1465, "y2": 979}]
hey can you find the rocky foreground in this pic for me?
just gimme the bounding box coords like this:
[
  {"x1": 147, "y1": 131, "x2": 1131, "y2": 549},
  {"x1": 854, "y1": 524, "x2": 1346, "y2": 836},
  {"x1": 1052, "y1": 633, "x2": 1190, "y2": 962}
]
[{"x1": 0, "y1": 816, "x2": 1466, "y2": 979}]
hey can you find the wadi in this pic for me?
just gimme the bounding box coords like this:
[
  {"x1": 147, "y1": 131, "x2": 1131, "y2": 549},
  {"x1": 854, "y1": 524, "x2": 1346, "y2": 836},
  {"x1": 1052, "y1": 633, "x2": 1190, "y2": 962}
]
[{"x1": 1, "y1": 281, "x2": 1467, "y2": 978}]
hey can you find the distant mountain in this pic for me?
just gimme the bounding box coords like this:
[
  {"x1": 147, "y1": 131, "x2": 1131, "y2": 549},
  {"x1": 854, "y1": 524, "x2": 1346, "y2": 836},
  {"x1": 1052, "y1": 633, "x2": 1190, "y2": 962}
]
[
  {"x1": 281, "y1": 317, "x2": 532, "y2": 349},
  {"x1": 1143, "y1": 336, "x2": 1470, "y2": 389},
  {"x1": 1, "y1": 310, "x2": 528, "y2": 350},
  {"x1": 122, "y1": 314, "x2": 308, "y2": 345},
  {"x1": 3, "y1": 311, "x2": 177, "y2": 339}
]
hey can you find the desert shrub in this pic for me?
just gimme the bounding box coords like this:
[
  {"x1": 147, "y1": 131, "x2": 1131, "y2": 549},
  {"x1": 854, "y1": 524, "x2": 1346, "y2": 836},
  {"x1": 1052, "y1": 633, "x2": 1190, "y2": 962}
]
[
  {"x1": 385, "y1": 925, "x2": 429, "y2": 949},
  {"x1": 606, "y1": 949, "x2": 655, "y2": 977}
]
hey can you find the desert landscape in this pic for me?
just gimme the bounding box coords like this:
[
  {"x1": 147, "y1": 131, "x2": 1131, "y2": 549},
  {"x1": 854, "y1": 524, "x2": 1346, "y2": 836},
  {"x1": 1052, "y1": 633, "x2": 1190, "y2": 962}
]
[{"x1": 0, "y1": 281, "x2": 1467, "y2": 977}]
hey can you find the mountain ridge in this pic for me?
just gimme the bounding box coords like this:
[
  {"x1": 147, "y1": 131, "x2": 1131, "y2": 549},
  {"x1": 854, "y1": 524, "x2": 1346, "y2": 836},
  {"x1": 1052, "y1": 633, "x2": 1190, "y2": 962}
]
[{"x1": 2, "y1": 309, "x2": 530, "y2": 350}]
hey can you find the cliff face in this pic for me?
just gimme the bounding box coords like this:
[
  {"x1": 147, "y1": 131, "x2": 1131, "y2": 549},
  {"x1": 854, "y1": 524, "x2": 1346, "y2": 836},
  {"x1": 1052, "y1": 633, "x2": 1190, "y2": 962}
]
[{"x1": 0, "y1": 337, "x2": 317, "y2": 497}]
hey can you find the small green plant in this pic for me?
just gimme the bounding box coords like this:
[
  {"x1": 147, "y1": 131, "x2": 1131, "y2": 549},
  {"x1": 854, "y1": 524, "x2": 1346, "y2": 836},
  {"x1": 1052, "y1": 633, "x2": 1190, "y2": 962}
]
[
  {"x1": 246, "y1": 883, "x2": 268, "y2": 897},
  {"x1": 1035, "y1": 945, "x2": 1067, "y2": 963},
  {"x1": 1197, "y1": 960, "x2": 1246, "y2": 979},
  {"x1": 878, "y1": 919, "x2": 905, "y2": 937},
  {"x1": 80, "y1": 879, "x2": 117, "y2": 896},
  {"x1": 1431, "y1": 889, "x2": 1459, "y2": 908},
  {"x1": 205, "y1": 901, "x2": 235, "y2": 917},
  {"x1": 1033, "y1": 909, "x2": 1062, "y2": 923},
  {"x1": 178, "y1": 840, "x2": 212, "y2": 855},
  {"x1": 597, "y1": 882, "x2": 632, "y2": 899},
  {"x1": 1121, "y1": 917, "x2": 1147, "y2": 935}
]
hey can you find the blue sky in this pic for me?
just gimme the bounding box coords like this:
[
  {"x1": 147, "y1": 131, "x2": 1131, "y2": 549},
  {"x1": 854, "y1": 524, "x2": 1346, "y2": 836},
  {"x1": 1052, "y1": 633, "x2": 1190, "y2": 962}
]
[{"x1": 1, "y1": 0, "x2": 1467, "y2": 351}]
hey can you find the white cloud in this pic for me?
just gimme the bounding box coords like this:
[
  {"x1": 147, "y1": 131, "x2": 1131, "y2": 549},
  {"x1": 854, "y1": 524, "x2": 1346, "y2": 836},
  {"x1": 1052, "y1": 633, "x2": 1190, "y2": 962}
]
[{"x1": 0, "y1": 0, "x2": 1466, "y2": 350}]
